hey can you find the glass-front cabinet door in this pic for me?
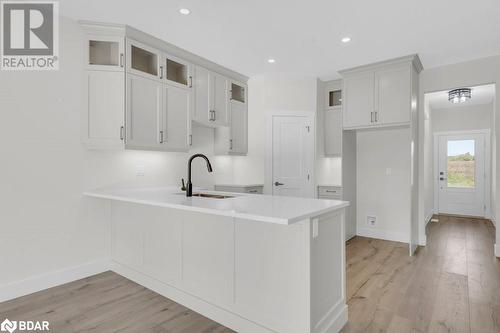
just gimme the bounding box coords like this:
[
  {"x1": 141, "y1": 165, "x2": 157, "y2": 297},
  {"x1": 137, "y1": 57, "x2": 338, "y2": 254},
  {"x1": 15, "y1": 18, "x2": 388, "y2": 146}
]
[
  {"x1": 126, "y1": 39, "x2": 160, "y2": 79},
  {"x1": 86, "y1": 35, "x2": 124, "y2": 71},
  {"x1": 164, "y1": 54, "x2": 192, "y2": 88}
]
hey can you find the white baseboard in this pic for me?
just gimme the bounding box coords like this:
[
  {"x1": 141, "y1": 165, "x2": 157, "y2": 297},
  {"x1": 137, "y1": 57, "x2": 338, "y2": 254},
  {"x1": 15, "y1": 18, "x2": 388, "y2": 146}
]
[
  {"x1": 357, "y1": 227, "x2": 409, "y2": 243},
  {"x1": 495, "y1": 244, "x2": 500, "y2": 258},
  {"x1": 425, "y1": 212, "x2": 434, "y2": 226},
  {"x1": 0, "y1": 259, "x2": 110, "y2": 303},
  {"x1": 110, "y1": 261, "x2": 275, "y2": 333}
]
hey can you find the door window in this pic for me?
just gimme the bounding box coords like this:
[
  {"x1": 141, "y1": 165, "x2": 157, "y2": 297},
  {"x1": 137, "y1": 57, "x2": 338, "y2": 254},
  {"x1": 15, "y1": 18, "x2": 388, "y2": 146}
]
[{"x1": 447, "y1": 140, "x2": 475, "y2": 188}]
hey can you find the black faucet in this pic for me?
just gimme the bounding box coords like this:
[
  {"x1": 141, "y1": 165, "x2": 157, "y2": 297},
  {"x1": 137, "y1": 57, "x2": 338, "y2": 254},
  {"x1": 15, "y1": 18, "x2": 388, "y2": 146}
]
[{"x1": 186, "y1": 154, "x2": 213, "y2": 197}]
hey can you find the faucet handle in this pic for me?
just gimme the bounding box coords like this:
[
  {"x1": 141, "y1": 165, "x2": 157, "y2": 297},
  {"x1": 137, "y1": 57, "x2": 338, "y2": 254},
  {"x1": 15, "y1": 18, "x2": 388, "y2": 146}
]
[{"x1": 181, "y1": 178, "x2": 186, "y2": 191}]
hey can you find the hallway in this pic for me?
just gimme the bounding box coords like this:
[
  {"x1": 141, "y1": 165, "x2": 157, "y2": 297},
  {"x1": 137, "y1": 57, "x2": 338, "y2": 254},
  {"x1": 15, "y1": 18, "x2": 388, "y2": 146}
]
[{"x1": 343, "y1": 215, "x2": 499, "y2": 332}]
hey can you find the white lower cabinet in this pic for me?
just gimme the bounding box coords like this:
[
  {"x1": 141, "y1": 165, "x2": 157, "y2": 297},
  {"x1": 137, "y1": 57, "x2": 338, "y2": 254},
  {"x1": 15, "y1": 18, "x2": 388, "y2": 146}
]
[
  {"x1": 110, "y1": 202, "x2": 347, "y2": 333},
  {"x1": 125, "y1": 73, "x2": 164, "y2": 150},
  {"x1": 83, "y1": 71, "x2": 125, "y2": 148}
]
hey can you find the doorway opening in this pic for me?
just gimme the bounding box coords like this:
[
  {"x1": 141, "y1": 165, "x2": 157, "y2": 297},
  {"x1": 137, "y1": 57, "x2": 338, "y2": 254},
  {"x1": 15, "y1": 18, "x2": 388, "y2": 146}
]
[{"x1": 424, "y1": 84, "x2": 495, "y2": 221}]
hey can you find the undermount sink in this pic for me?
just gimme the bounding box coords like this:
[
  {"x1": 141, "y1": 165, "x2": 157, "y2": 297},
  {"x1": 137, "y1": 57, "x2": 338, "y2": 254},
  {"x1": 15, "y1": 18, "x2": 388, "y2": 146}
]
[
  {"x1": 192, "y1": 193, "x2": 234, "y2": 199},
  {"x1": 176, "y1": 192, "x2": 234, "y2": 199}
]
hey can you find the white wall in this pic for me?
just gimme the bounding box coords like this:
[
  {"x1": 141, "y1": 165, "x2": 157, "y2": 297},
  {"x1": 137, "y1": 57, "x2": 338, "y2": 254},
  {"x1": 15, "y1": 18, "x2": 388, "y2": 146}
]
[
  {"x1": 0, "y1": 17, "x2": 233, "y2": 290},
  {"x1": 356, "y1": 128, "x2": 412, "y2": 243},
  {"x1": 232, "y1": 73, "x2": 318, "y2": 192},
  {"x1": 432, "y1": 103, "x2": 493, "y2": 132},
  {"x1": 418, "y1": 55, "x2": 500, "y2": 255}
]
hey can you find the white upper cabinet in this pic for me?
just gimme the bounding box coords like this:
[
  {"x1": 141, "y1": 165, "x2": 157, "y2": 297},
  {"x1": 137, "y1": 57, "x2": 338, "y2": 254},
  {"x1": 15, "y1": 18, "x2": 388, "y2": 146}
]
[
  {"x1": 126, "y1": 39, "x2": 160, "y2": 80},
  {"x1": 86, "y1": 34, "x2": 124, "y2": 71},
  {"x1": 162, "y1": 84, "x2": 191, "y2": 151},
  {"x1": 84, "y1": 71, "x2": 125, "y2": 148},
  {"x1": 343, "y1": 72, "x2": 375, "y2": 128},
  {"x1": 125, "y1": 73, "x2": 164, "y2": 150},
  {"x1": 374, "y1": 65, "x2": 411, "y2": 125},
  {"x1": 81, "y1": 22, "x2": 247, "y2": 152},
  {"x1": 341, "y1": 55, "x2": 421, "y2": 129},
  {"x1": 193, "y1": 66, "x2": 229, "y2": 127},
  {"x1": 215, "y1": 82, "x2": 248, "y2": 155},
  {"x1": 324, "y1": 108, "x2": 342, "y2": 156}
]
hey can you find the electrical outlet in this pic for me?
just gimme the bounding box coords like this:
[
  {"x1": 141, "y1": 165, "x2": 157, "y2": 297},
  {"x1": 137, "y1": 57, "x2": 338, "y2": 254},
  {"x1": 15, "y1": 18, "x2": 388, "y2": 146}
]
[
  {"x1": 367, "y1": 216, "x2": 376, "y2": 227},
  {"x1": 136, "y1": 165, "x2": 145, "y2": 177},
  {"x1": 312, "y1": 218, "x2": 319, "y2": 238}
]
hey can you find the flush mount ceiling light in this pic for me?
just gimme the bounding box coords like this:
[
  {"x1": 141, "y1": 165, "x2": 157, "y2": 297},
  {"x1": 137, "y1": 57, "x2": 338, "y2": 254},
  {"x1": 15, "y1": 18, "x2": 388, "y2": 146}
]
[
  {"x1": 341, "y1": 37, "x2": 351, "y2": 43},
  {"x1": 179, "y1": 8, "x2": 191, "y2": 15},
  {"x1": 448, "y1": 88, "x2": 471, "y2": 104},
  {"x1": 267, "y1": 58, "x2": 276, "y2": 63}
]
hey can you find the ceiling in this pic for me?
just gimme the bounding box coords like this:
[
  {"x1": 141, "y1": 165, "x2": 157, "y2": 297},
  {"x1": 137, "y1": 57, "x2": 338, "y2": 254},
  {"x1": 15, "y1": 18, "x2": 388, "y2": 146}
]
[
  {"x1": 426, "y1": 84, "x2": 495, "y2": 110},
  {"x1": 61, "y1": 0, "x2": 500, "y2": 80}
]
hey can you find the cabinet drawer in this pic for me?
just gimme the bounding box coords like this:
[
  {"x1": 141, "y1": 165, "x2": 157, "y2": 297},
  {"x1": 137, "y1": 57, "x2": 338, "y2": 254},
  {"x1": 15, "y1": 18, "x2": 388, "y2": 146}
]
[
  {"x1": 318, "y1": 186, "x2": 343, "y2": 198},
  {"x1": 245, "y1": 186, "x2": 263, "y2": 194}
]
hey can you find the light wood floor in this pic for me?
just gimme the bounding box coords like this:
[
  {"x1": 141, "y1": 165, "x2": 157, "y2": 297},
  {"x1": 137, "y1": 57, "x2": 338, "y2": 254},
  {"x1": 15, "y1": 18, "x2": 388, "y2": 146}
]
[{"x1": 1, "y1": 215, "x2": 498, "y2": 333}]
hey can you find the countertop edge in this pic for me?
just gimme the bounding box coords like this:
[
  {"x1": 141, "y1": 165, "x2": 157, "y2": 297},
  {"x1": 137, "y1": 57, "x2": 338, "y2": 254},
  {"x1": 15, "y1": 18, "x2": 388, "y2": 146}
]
[{"x1": 83, "y1": 191, "x2": 348, "y2": 225}]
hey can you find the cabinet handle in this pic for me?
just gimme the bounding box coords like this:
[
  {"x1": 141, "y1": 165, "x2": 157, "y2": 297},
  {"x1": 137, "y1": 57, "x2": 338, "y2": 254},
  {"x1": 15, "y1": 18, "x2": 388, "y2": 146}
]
[
  {"x1": 229, "y1": 139, "x2": 233, "y2": 150},
  {"x1": 189, "y1": 76, "x2": 193, "y2": 88},
  {"x1": 189, "y1": 134, "x2": 193, "y2": 146},
  {"x1": 371, "y1": 112, "x2": 374, "y2": 123},
  {"x1": 160, "y1": 66, "x2": 164, "y2": 79},
  {"x1": 248, "y1": 190, "x2": 258, "y2": 193},
  {"x1": 375, "y1": 111, "x2": 378, "y2": 122},
  {"x1": 120, "y1": 126, "x2": 124, "y2": 140},
  {"x1": 120, "y1": 53, "x2": 124, "y2": 67},
  {"x1": 159, "y1": 130, "x2": 164, "y2": 143},
  {"x1": 325, "y1": 190, "x2": 337, "y2": 193},
  {"x1": 209, "y1": 110, "x2": 216, "y2": 121},
  {"x1": 213, "y1": 110, "x2": 216, "y2": 121}
]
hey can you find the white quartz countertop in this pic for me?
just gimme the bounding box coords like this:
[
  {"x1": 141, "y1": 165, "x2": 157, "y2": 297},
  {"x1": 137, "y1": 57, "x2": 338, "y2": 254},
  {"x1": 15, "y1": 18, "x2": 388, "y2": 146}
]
[{"x1": 83, "y1": 186, "x2": 349, "y2": 225}]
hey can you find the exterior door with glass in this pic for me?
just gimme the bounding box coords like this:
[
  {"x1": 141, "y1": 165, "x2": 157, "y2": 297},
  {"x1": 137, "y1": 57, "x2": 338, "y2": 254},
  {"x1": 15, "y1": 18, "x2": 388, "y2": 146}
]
[{"x1": 436, "y1": 133, "x2": 486, "y2": 217}]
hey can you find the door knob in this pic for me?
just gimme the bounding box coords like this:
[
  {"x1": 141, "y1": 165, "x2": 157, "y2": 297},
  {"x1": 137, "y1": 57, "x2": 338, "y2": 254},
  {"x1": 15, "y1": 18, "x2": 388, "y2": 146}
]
[{"x1": 274, "y1": 182, "x2": 284, "y2": 186}]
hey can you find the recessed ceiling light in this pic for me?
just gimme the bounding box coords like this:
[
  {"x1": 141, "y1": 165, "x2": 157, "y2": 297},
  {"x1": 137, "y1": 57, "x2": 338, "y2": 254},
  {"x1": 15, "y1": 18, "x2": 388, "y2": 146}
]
[
  {"x1": 341, "y1": 37, "x2": 351, "y2": 43},
  {"x1": 179, "y1": 8, "x2": 191, "y2": 15},
  {"x1": 267, "y1": 58, "x2": 276, "y2": 63}
]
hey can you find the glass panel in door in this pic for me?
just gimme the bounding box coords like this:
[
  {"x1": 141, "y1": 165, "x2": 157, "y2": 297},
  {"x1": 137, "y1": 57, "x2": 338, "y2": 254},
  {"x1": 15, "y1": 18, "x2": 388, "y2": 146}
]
[
  {"x1": 131, "y1": 45, "x2": 158, "y2": 76},
  {"x1": 447, "y1": 140, "x2": 475, "y2": 188},
  {"x1": 328, "y1": 90, "x2": 342, "y2": 107},
  {"x1": 166, "y1": 58, "x2": 188, "y2": 85},
  {"x1": 89, "y1": 40, "x2": 120, "y2": 66}
]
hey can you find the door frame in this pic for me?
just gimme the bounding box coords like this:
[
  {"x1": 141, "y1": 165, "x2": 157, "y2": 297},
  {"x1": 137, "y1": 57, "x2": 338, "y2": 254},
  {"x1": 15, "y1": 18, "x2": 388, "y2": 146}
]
[
  {"x1": 433, "y1": 129, "x2": 491, "y2": 218},
  {"x1": 265, "y1": 111, "x2": 316, "y2": 197}
]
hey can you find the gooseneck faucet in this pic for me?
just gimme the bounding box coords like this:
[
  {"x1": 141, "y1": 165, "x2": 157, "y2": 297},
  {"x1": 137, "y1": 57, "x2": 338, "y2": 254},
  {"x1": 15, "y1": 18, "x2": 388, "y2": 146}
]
[{"x1": 186, "y1": 154, "x2": 213, "y2": 197}]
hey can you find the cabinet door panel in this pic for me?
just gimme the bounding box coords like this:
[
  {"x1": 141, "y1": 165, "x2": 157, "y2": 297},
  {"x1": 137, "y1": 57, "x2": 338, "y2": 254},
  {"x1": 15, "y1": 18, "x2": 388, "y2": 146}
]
[
  {"x1": 230, "y1": 100, "x2": 247, "y2": 154},
  {"x1": 144, "y1": 208, "x2": 182, "y2": 285},
  {"x1": 163, "y1": 84, "x2": 190, "y2": 151},
  {"x1": 212, "y1": 73, "x2": 229, "y2": 126},
  {"x1": 324, "y1": 109, "x2": 342, "y2": 156},
  {"x1": 126, "y1": 74, "x2": 163, "y2": 149},
  {"x1": 375, "y1": 65, "x2": 411, "y2": 125},
  {"x1": 112, "y1": 203, "x2": 143, "y2": 269},
  {"x1": 182, "y1": 212, "x2": 234, "y2": 308},
  {"x1": 193, "y1": 66, "x2": 210, "y2": 123},
  {"x1": 85, "y1": 71, "x2": 124, "y2": 147},
  {"x1": 343, "y1": 72, "x2": 374, "y2": 128}
]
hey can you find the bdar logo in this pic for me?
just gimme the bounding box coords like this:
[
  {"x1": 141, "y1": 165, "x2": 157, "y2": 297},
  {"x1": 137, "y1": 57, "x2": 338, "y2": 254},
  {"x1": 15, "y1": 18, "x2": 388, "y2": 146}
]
[{"x1": 0, "y1": 319, "x2": 17, "y2": 333}]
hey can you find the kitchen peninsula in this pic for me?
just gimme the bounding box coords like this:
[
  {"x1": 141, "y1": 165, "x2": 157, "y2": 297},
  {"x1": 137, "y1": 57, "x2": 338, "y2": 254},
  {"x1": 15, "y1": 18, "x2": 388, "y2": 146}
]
[{"x1": 84, "y1": 186, "x2": 349, "y2": 333}]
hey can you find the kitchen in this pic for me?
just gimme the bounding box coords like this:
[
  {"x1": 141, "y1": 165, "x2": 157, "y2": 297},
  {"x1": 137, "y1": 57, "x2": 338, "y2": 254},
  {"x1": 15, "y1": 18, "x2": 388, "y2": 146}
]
[{"x1": 1, "y1": 1, "x2": 500, "y2": 333}]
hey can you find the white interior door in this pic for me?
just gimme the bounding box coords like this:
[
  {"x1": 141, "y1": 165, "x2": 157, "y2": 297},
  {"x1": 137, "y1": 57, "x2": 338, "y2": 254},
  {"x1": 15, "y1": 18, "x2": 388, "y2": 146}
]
[
  {"x1": 437, "y1": 133, "x2": 486, "y2": 217},
  {"x1": 271, "y1": 116, "x2": 313, "y2": 197}
]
